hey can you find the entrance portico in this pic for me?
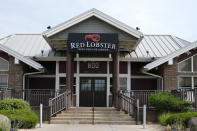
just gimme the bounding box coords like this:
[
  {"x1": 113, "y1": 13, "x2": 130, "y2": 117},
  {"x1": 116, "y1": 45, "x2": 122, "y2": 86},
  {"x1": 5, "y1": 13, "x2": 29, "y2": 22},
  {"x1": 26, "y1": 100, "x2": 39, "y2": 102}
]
[{"x1": 43, "y1": 8, "x2": 143, "y2": 107}]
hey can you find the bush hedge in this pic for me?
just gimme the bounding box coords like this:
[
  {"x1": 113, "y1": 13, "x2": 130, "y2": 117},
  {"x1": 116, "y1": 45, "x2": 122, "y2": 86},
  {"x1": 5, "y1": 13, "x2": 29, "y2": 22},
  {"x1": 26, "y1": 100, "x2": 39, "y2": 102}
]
[
  {"x1": 159, "y1": 112, "x2": 171, "y2": 126},
  {"x1": 166, "y1": 112, "x2": 197, "y2": 127},
  {"x1": 0, "y1": 114, "x2": 11, "y2": 131},
  {"x1": 0, "y1": 98, "x2": 31, "y2": 110},
  {"x1": 150, "y1": 92, "x2": 192, "y2": 112},
  {"x1": 0, "y1": 110, "x2": 39, "y2": 128}
]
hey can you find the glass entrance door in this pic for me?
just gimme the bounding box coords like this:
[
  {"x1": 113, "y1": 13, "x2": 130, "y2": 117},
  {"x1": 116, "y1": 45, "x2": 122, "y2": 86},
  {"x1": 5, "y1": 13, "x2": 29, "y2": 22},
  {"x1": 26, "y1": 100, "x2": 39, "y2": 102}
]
[{"x1": 80, "y1": 77, "x2": 106, "y2": 107}]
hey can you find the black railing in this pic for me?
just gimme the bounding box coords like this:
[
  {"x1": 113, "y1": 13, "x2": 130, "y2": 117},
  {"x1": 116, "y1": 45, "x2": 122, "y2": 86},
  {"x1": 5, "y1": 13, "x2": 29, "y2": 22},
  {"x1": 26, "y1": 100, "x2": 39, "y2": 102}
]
[
  {"x1": 49, "y1": 90, "x2": 71, "y2": 122},
  {"x1": 115, "y1": 91, "x2": 139, "y2": 124},
  {"x1": 172, "y1": 88, "x2": 197, "y2": 108},
  {"x1": 122, "y1": 90, "x2": 162, "y2": 107},
  {"x1": 0, "y1": 88, "x2": 66, "y2": 106}
]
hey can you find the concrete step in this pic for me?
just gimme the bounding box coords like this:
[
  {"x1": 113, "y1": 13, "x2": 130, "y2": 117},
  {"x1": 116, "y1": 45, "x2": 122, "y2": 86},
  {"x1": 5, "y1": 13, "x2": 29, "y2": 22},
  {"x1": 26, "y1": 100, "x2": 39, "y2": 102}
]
[
  {"x1": 51, "y1": 117, "x2": 134, "y2": 121},
  {"x1": 50, "y1": 107, "x2": 136, "y2": 125},
  {"x1": 56, "y1": 114, "x2": 132, "y2": 117},
  {"x1": 50, "y1": 120, "x2": 136, "y2": 125},
  {"x1": 61, "y1": 111, "x2": 125, "y2": 114},
  {"x1": 69, "y1": 107, "x2": 117, "y2": 111}
]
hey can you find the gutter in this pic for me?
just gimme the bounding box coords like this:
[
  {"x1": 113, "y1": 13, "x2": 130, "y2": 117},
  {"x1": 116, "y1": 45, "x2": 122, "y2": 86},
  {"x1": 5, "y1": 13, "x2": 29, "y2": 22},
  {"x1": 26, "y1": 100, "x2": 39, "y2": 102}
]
[
  {"x1": 142, "y1": 69, "x2": 163, "y2": 91},
  {"x1": 22, "y1": 71, "x2": 44, "y2": 99}
]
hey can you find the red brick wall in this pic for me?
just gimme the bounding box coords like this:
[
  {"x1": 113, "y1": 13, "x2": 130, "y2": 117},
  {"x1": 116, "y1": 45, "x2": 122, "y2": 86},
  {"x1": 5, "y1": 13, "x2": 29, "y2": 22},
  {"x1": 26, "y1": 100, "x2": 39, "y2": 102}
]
[{"x1": 0, "y1": 52, "x2": 24, "y2": 89}]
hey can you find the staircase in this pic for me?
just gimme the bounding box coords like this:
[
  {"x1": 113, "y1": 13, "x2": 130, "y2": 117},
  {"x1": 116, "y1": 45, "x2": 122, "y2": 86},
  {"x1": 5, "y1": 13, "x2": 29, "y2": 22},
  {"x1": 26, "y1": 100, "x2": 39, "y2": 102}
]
[{"x1": 50, "y1": 107, "x2": 136, "y2": 125}]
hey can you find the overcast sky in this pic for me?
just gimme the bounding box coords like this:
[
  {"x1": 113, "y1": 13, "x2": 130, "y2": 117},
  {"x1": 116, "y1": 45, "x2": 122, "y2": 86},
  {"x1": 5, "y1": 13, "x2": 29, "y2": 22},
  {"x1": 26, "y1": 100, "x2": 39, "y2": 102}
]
[{"x1": 0, "y1": 0, "x2": 196, "y2": 42}]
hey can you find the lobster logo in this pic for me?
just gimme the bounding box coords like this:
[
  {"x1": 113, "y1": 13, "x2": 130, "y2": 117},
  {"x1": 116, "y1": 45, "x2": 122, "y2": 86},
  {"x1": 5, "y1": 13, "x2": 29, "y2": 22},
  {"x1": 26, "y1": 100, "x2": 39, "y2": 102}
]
[{"x1": 85, "y1": 34, "x2": 101, "y2": 42}]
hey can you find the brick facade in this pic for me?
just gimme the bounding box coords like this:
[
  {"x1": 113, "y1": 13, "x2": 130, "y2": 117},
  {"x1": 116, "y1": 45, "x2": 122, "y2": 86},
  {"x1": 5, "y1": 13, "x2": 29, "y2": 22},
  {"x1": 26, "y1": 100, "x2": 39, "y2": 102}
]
[
  {"x1": 0, "y1": 52, "x2": 24, "y2": 89},
  {"x1": 161, "y1": 57, "x2": 178, "y2": 91},
  {"x1": 161, "y1": 48, "x2": 197, "y2": 91}
]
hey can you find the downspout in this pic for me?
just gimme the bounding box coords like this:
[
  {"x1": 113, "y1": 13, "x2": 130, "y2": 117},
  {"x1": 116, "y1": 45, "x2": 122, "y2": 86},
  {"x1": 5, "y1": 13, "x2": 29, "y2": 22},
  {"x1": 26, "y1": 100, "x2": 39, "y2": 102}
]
[
  {"x1": 142, "y1": 69, "x2": 163, "y2": 91},
  {"x1": 22, "y1": 71, "x2": 44, "y2": 99}
]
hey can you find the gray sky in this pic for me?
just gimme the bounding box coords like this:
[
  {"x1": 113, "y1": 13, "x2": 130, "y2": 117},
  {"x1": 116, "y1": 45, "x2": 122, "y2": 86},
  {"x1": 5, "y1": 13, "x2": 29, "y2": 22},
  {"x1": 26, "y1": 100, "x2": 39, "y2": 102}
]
[{"x1": 0, "y1": 0, "x2": 196, "y2": 42}]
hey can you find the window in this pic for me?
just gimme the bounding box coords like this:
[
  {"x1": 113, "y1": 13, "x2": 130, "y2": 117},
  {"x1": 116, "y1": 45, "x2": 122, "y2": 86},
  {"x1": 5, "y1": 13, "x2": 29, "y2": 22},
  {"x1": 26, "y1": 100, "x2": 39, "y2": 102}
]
[
  {"x1": 178, "y1": 55, "x2": 197, "y2": 72},
  {"x1": 193, "y1": 56, "x2": 197, "y2": 72},
  {"x1": 0, "y1": 75, "x2": 8, "y2": 88},
  {"x1": 194, "y1": 77, "x2": 197, "y2": 88},
  {"x1": 120, "y1": 77, "x2": 127, "y2": 91},
  {"x1": 179, "y1": 77, "x2": 192, "y2": 88},
  {"x1": 59, "y1": 77, "x2": 66, "y2": 91},
  {"x1": 178, "y1": 58, "x2": 191, "y2": 72},
  {"x1": 0, "y1": 58, "x2": 9, "y2": 71},
  {"x1": 179, "y1": 76, "x2": 197, "y2": 89}
]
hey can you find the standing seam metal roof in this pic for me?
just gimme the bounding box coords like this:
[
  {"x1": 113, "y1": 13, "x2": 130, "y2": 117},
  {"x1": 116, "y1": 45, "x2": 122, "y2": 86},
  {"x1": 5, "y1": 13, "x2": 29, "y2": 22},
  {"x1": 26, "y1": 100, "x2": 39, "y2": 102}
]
[{"x1": 0, "y1": 34, "x2": 191, "y2": 59}]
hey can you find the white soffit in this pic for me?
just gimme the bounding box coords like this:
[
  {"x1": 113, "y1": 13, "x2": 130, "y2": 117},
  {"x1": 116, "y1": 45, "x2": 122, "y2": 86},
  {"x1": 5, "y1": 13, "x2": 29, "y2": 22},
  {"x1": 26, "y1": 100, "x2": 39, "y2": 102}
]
[
  {"x1": 43, "y1": 8, "x2": 143, "y2": 39},
  {"x1": 144, "y1": 41, "x2": 197, "y2": 71}
]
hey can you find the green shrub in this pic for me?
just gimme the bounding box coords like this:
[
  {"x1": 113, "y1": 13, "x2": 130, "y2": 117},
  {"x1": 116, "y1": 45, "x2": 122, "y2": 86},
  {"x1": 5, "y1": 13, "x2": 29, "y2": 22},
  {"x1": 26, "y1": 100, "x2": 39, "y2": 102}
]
[
  {"x1": 0, "y1": 98, "x2": 31, "y2": 110},
  {"x1": 166, "y1": 112, "x2": 197, "y2": 127},
  {"x1": 150, "y1": 92, "x2": 192, "y2": 112},
  {"x1": 159, "y1": 112, "x2": 171, "y2": 126},
  {"x1": 0, "y1": 110, "x2": 39, "y2": 128},
  {"x1": 0, "y1": 114, "x2": 11, "y2": 131}
]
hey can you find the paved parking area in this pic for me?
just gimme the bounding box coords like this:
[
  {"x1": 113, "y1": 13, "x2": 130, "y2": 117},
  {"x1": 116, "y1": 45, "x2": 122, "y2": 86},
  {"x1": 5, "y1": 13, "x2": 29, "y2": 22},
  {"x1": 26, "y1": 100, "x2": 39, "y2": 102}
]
[{"x1": 19, "y1": 124, "x2": 165, "y2": 131}]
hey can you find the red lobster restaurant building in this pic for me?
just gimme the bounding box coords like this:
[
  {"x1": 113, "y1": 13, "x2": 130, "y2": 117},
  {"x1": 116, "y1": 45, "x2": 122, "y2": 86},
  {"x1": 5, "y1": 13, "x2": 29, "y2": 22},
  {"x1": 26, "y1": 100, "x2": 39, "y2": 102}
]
[{"x1": 0, "y1": 9, "x2": 197, "y2": 122}]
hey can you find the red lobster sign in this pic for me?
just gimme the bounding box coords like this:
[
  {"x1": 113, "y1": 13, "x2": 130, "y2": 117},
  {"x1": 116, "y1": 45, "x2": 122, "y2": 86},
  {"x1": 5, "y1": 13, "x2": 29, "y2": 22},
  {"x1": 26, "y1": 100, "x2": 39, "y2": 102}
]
[{"x1": 84, "y1": 34, "x2": 101, "y2": 42}]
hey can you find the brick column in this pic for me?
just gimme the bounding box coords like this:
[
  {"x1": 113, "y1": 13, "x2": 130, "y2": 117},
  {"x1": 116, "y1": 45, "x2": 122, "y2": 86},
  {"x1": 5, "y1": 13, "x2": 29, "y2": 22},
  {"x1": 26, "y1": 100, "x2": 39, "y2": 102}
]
[
  {"x1": 66, "y1": 50, "x2": 73, "y2": 105},
  {"x1": 113, "y1": 52, "x2": 120, "y2": 106}
]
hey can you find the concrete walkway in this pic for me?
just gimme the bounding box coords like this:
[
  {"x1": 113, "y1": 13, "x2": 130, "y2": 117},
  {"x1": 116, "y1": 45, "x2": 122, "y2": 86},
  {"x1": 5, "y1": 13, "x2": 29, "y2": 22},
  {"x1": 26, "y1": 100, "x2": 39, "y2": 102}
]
[{"x1": 19, "y1": 124, "x2": 165, "y2": 131}]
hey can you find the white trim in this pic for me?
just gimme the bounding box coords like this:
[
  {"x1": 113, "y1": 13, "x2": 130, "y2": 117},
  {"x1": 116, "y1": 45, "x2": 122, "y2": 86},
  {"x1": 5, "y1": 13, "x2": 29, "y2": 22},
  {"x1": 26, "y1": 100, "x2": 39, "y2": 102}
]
[
  {"x1": 0, "y1": 57, "x2": 9, "y2": 71},
  {"x1": 34, "y1": 57, "x2": 66, "y2": 61},
  {"x1": 55, "y1": 61, "x2": 59, "y2": 91},
  {"x1": 168, "y1": 59, "x2": 173, "y2": 65},
  {"x1": 74, "y1": 57, "x2": 112, "y2": 62},
  {"x1": 43, "y1": 8, "x2": 143, "y2": 39},
  {"x1": 127, "y1": 62, "x2": 131, "y2": 91},
  {"x1": 28, "y1": 75, "x2": 55, "y2": 78},
  {"x1": 0, "y1": 44, "x2": 43, "y2": 71},
  {"x1": 178, "y1": 54, "x2": 197, "y2": 73},
  {"x1": 131, "y1": 75, "x2": 158, "y2": 79},
  {"x1": 35, "y1": 57, "x2": 154, "y2": 62},
  {"x1": 76, "y1": 60, "x2": 80, "y2": 107},
  {"x1": 14, "y1": 58, "x2": 19, "y2": 64},
  {"x1": 144, "y1": 41, "x2": 197, "y2": 71},
  {"x1": 77, "y1": 74, "x2": 112, "y2": 77},
  {"x1": 106, "y1": 61, "x2": 110, "y2": 107}
]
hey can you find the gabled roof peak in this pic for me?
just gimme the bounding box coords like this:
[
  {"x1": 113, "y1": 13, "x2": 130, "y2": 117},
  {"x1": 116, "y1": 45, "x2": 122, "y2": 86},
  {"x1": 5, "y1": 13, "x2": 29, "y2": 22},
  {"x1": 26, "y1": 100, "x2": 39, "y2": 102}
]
[{"x1": 43, "y1": 8, "x2": 143, "y2": 39}]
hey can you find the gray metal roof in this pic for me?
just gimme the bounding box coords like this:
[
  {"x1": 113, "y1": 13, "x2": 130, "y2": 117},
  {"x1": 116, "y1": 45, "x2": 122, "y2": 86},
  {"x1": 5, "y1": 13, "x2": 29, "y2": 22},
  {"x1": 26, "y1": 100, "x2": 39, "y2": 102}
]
[
  {"x1": 130, "y1": 35, "x2": 191, "y2": 58},
  {"x1": 144, "y1": 40, "x2": 197, "y2": 70},
  {"x1": 0, "y1": 35, "x2": 44, "y2": 71},
  {"x1": 0, "y1": 34, "x2": 51, "y2": 57},
  {"x1": 0, "y1": 34, "x2": 191, "y2": 59}
]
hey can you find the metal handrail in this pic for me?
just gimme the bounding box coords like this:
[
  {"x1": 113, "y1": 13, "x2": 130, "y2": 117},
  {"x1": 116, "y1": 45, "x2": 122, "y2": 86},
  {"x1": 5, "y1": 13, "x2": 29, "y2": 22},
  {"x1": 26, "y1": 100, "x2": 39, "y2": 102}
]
[
  {"x1": 115, "y1": 91, "x2": 139, "y2": 124},
  {"x1": 49, "y1": 90, "x2": 71, "y2": 122}
]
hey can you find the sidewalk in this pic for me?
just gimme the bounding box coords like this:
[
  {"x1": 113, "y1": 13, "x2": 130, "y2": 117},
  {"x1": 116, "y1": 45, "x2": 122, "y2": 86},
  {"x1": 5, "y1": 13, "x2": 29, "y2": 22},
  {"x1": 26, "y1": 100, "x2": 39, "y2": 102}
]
[{"x1": 19, "y1": 124, "x2": 165, "y2": 131}]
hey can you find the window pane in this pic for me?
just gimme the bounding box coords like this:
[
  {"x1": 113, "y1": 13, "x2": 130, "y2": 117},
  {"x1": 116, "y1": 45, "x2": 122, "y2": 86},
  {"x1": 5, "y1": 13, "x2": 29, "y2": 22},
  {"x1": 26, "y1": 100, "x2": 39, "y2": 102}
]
[
  {"x1": 120, "y1": 77, "x2": 127, "y2": 90},
  {"x1": 59, "y1": 77, "x2": 66, "y2": 91},
  {"x1": 0, "y1": 75, "x2": 8, "y2": 88},
  {"x1": 178, "y1": 58, "x2": 191, "y2": 71},
  {"x1": 194, "y1": 77, "x2": 197, "y2": 88},
  {"x1": 0, "y1": 58, "x2": 8, "y2": 71},
  {"x1": 60, "y1": 77, "x2": 66, "y2": 85},
  {"x1": 193, "y1": 55, "x2": 197, "y2": 72},
  {"x1": 179, "y1": 77, "x2": 192, "y2": 88}
]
